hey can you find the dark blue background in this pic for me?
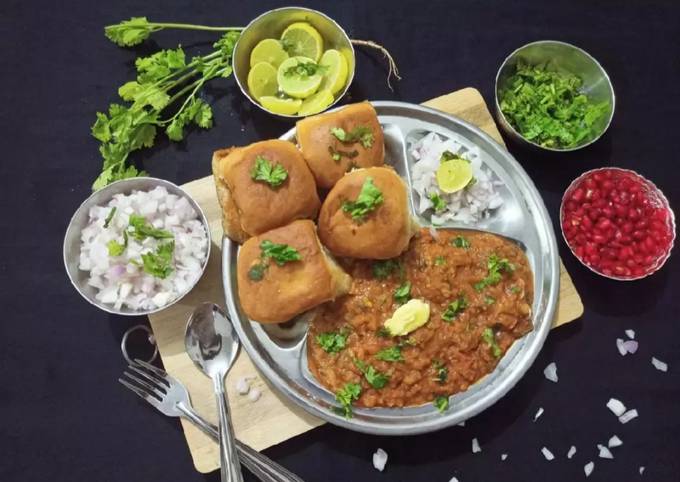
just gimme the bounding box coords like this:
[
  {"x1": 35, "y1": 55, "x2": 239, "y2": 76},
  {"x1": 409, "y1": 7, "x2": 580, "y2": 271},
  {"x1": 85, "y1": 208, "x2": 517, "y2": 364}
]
[{"x1": 1, "y1": 1, "x2": 678, "y2": 481}]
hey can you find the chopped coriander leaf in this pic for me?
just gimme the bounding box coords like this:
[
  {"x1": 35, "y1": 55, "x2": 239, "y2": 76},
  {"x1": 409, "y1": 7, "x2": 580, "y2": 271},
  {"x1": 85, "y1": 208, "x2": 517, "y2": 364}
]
[
  {"x1": 103, "y1": 207, "x2": 117, "y2": 228},
  {"x1": 485, "y1": 296, "x2": 496, "y2": 305},
  {"x1": 127, "y1": 214, "x2": 174, "y2": 241},
  {"x1": 376, "y1": 327, "x2": 392, "y2": 338},
  {"x1": 328, "y1": 146, "x2": 358, "y2": 163},
  {"x1": 354, "y1": 359, "x2": 390, "y2": 389},
  {"x1": 482, "y1": 327, "x2": 502, "y2": 358},
  {"x1": 442, "y1": 296, "x2": 468, "y2": 322},
  {"x1": 375, "y1": 345, "x2": 404, "y2": 362},
  {"x1": 440, "y1": 150, "x2": 464, "y2": 162},
  {"x1": 330, "y1": 126, "x2": 375, "y2": 149},
  {"x1": 140, "y1": 240, "x2": 174, "y2": 279},
  {"x1": 335, "y1": 382, "x2": 361, "y2": 418},
  {"x1": 107, "y1": 239, "x2": 125, "y2": 257},
  {"x1": 433, "y1": 360, "x2": 448, "y2": 384},
  {"x1": 397, "y1": 337, "x2": 416, "y2": 348},
  {"x1": 510, "y1": 285, "x2": 521, "y2": 294},
  {"x1": 250, "y1": 156, "x2": 288, "y2": 188},
  {"x1": 260, "y1": 240, "x2": 301, "y2": 266},
  {"x1": 434, "y1": 256, "x2": 446, "y2": 266},
  {"x1": 283, "y1": 61, "x2": 327, "y2": 78},
  {"x1": 372, "y1": 259, "x2": 400, "y2": 279},
  {"x1": 341, "y1": 177, "x2": 384, "y2": 222},
  {"x1": 247, "y1": 263, "x2": 266, "y2": 281},
  {"x1": 475, "y1": 254, "x2": 515, "y2": 291},
  {"x1": 393, "y1": 281, "x2": 411, "y2": 304},
  {"x1": 316, "y1": 330, "x2": 349, "y2": 354},
  {"x1": 429, "y1": 192, "x2": 447, "y2": 212},
  {"x1": 452, "y1": 236, "x2": 471, "y2": 249},
  {"x1": 434, "y1": 395, "x2": 449, "y2": 413}
]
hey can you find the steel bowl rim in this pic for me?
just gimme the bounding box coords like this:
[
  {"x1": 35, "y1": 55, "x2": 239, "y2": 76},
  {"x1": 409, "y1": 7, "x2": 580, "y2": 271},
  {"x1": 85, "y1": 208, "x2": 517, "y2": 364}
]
[
  {"x1": 559, "y1": 167, "x2": 676, "y2": 281},
  {"x1": 232, "y1": 6, "x2": 356, "y2": 120},
  {"x1": 63, "y1": 177, "x2": 212, "y2": 316},
  {"x1": 224, "y1": 100, "x2": 560, "y2": 435},
  {"x1": 494, "y1": 39, "x2": 616, "y2": 152}
]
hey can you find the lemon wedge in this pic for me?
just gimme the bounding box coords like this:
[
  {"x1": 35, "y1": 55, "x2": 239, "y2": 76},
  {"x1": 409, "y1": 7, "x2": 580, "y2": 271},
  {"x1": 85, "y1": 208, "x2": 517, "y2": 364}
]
[
  {"x1": 249, "y1": 39, "x2": 289, "y2": 68},
  {"x1": 277, "y1": 56, "x2": 323, "y2": 99},
  {"x1": 319, "y1": 49, "x2": 349, "y2": 95},
  {"x1": 259, "y1": 96, "x2": 302, "y2": 116},
  {"x1": 384, "y1": 299, "x2": 431, "y2": 336},
  {"x1": 297, "y1": 89, "x2": 334, "y2": 116},
  {"x1": 436, "y1": 158, "x2": 473, "y2": 193},
  {"x1": 280, "y1": 22, "x2": 323, "y2": 62},
  {"x1": 247, "y1": 62, "x2": 279, "y2": 101}
]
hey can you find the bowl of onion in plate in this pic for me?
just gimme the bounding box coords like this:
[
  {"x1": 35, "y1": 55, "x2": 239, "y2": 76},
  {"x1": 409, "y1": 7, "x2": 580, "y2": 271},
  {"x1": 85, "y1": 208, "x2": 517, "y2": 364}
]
[{"x1": 560, "y1": 167, "x2": 675, "y2": 280}]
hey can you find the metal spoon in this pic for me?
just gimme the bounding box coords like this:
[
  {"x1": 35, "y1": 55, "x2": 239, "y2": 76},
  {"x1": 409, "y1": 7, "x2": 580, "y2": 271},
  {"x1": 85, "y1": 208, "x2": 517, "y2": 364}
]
[{"x1": 185, "y1": 302, "x2": 243, "y2": 482}]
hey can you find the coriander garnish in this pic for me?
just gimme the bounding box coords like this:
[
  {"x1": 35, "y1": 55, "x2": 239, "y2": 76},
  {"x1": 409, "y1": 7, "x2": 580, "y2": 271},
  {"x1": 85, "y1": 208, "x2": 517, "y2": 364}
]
[
  {"x1": 341, "y1": 177, "x2": 383, "y2": 222},
  {"x1": 354, "y1": 359, "x2": 390, "y2": 389},
  {"x1": 103, "y1": 207, "x2": 117, "y2": 228},
  {"x1": 482, "y1": 327, "x2": 502, "y2": 358},
  {"x1": 335, "y1": 382, "x2": 361, "y2": 418},
  {"x1": 474, "y1": 254, "x2": 515, "y2": 291},
  {"x1": 434, "y1": 256, "x2": 446, "y2": 266},
  {"x1": 140, "y1": 240, "x2": 175, "y2": 279},
  {"x1": 127, "y1": 214, "x2": 174, "y2": 241},
  {"x1": 451, "y1": 236, "x2": 471, "y2": 249},
  {"x1": 442, "y1": 296, "x2": 467, "y2": 322},
  {"x1": 107, "y1": 231, "x2": 128, "y2": 257},
  {"x1": 328, "y1": 146, "x2": 358, "y2": 163},
  {"x1": 247, "y1": 240, "x2": 301, "y2": 282},
  {"x1": 283, "y1": 61, "x2": 327, "y2": 78},
  {"x1": 429, "y1": 192, "x2": 446, "y2": 212},
  {"x1": 393, "y1": 281, "x2": 411, "y2": 304},
  {"x1": 250, "y1": 156, "x2": 288, "y2": 188},
  {"x1": 247, "y1": 263, "x2": 266, "y2": 281},
  {"x1": 434, "y1": 396, "x2": 449, "y2": 413},
  {"x1": 433, "y1": 360, "x2": 448, "y2": 384},
  {"x1": 316, "y1": 329, "x2": 349, "y2": 354},
  {"x1": 375, "y1": 345, "x2": 404, "y2": 362},
  {"x1": 484, "y1": 296, "x2": 496, "y2": 305},
  {"x1": 440, "y1": 150, "x2": 464, "y2": 162},
  {"x1": 330, "y1": 126, "x2": 375, "y2": 149},
  {"x1": 372, "y1": 259, "x2": 400, "y2": 279}
]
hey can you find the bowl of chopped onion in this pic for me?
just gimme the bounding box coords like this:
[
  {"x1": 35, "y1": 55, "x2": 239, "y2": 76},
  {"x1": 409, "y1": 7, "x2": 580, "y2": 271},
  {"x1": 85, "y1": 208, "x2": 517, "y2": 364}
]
[
  {"x1": 494, "y1": 40, "x2": 615, "y2": 152},
  {"x1": 64, "y1": 178, "x2": 211, "y2": 316}
]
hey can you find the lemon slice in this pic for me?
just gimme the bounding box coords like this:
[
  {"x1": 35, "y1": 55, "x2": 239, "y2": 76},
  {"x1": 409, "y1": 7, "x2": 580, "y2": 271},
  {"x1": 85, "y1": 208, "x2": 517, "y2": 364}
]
[
  {"x1": 277, "y1": 56, "x2": 323, "y2": 99},
  {"x1": 280, "y1": 22, "x2": 323, "y2": 62},
  {"x1": 247, "y1": 62, "x2": 279, "y2": 101},
  {"x1": 319, "y1": 49, "x2": 349, "y2": 95},
  {"x1": 249, "y1": 39, "x2": 289, "y2": 68},
  {"x1": 297, "y1": 89, "x2": 334, "y2": 116},
  {"x1": 436, "y1": 159, "x2": 474, "y2": 193},
  {"x1": 259, "y1": 96, "x2": 302, "y2": 115}
]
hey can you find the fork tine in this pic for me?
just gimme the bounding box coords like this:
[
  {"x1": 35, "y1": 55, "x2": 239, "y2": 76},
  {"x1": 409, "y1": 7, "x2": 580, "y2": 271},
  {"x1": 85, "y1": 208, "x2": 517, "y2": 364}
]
[
  {"x1": 134, "y1": 358, "x2": 169, "y2": 379},
  {"x1": 127, "y1": 363, "x2": 170, "y2": 389},
  {"x1": 119, "y1": 378, "x2": 163, "y2": 409},
  {"x1": 122, "y1": 371, "x2": 165, "y2": 399}
]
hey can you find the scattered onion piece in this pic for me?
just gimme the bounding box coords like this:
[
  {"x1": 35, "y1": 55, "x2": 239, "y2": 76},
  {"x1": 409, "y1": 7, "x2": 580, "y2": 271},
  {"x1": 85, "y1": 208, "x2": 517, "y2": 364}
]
[
  {"x1": 623, "y1": 340, "x2": 639, "y2": 354},
  {"x1": 639, "y1": 466, "x2": 645, "y2": 475},
  {"x1": 541, "y1": 447, "x2": 554, "y2": 461},
  {"x1": 567, "y1": 446, "x2": 576, "y2": 459},
  {"x1": 501, "y1": 454, "x2": 508, "y2": 461},
  {"x1": 625, "y1": 329, "x2": 635, "y2": 339},
  {"x1": 248, "y1": 388, "x2": 262, "y2": 402},
  {"x1": 607, "y1": 398, "x2": 626, "y2": 417},
  {"x1": 597, "y1": 444, "x2": 614, "y2": 459},
  {"x1": 235, "y1": 377, "x2": 252, "y2": 395},
  {"x1": 584, "y1": 461, "x2": 594, "y2": 477},
  {"x1": 448, "y1": 478, "x2": 459, "y2": 482},
  {"x1": 652, "y1": 357, "x2": 668, "y2": 372},
  {"x1": 619, "y1": 409, "x2": 638, "y2": 424},
  {"x1": 533, "y1": 407, "x2": 544, "y2": 422},
  {"x1": 372, "y1": 448, "x2": 388, "y2": 472},
  {"x1": 544, "y1": 362, "x2": 558, "y2": 383},
  {"x1": 608, "y1": 435, "x2": 622, "y2": 448},
  {"x1": 472, "y1": 438, "x2": 481, "y2": 453},
  {"x1": 616, "y1": 338, "x2": 628, "y2": 356}
]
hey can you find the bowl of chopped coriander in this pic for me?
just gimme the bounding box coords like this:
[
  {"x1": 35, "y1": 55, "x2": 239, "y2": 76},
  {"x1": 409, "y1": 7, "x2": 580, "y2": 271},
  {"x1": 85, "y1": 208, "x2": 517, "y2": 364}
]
[{"x1": 495, "y1": 40, "x2": 615, "y2": 151}]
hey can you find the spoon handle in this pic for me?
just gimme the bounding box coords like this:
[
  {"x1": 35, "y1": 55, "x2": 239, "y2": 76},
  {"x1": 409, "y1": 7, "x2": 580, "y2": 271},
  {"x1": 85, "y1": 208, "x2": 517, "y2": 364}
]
[{"x1": 215, "y1": 376, "x2": 244, "y2": 482}]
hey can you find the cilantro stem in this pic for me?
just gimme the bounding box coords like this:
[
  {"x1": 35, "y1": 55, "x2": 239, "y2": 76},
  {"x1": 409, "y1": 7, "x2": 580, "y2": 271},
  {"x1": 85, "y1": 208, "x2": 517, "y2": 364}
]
[
  {"x1": 140, "y1": 22, "x2": 244, "y2": 32},
  {"x1": 160, "y1": 65, "x2": 230, "y2": 124}
]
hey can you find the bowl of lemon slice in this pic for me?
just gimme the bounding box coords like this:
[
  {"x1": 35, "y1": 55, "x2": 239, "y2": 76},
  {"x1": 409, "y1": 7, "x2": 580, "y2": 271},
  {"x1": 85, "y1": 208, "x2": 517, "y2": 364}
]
[{"x1": 233, "y1": 7, "x2": 356, "y2": 118}]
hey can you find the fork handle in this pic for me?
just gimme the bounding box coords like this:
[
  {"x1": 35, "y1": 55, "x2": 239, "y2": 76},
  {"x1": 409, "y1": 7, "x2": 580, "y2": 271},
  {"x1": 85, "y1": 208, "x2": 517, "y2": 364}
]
[{"x1": 176, "y1": 403, "x2": 304, "y2": 482}]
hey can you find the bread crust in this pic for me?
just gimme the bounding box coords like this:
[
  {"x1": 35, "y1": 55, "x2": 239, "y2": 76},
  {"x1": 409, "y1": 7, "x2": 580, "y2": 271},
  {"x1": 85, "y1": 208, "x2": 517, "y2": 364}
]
[
  {"x1": 318, "y1": 166, "x2": 419, "y2": 259},
  {"x1": 296, "y1": 102, "x2": 385, "y2": 189},
  {"x1": 236, "y1": 220, "x2": 351, "y2": 323}
]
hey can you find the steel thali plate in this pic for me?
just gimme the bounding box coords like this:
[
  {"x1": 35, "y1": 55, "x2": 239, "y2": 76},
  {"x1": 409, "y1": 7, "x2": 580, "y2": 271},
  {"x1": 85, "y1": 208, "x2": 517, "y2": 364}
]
[{"x1": 222, "y1": 101, "x2": 559, "y2": 435}]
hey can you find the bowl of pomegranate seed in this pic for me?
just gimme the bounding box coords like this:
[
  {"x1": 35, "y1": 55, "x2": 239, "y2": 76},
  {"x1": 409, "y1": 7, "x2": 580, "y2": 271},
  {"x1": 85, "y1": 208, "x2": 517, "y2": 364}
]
[{"x1": 561, "y1": 167, "x2": 675, "y2": 280}]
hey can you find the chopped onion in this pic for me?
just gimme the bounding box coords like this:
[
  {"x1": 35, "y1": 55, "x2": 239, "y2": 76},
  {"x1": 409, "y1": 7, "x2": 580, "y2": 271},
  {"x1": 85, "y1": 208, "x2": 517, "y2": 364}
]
[
  {"x1": 472, "y1": 438, "x2": 481, "y2": 453},
  {"x1": 235, "y1": 376, "x2": 252, "y2": 395},
  {"x1": 567, "y1": 446, "x2": 576, "y2": 459},
  {"x1": 639, "y1": 466, "x2": 645, "y2": 475},
  {"x1": 372, "y1": 448, "x2": 388, "y2": 472},
  {"x1": 623, "y1": 340, "x2": 639, "y2": 354},
  {"x1": 501, "y1": 453, "x2": 508, "y2": 461},
  {"x1": 544, "y1": 362, "x2": 558, "y2": 383},
  {"x1": 619, "y1": 409, "x2": 638, "y2": 424},
  {"x1": 597, "y1": 444, "x2": 614, "y2": 459},
  {"x1": 428, "y1": 225, "x2": 440, "y2": 240},
  {"x1": 448, "y1": 478, "x2": 459, "y2": 482},
  {"x1": 625, "y1": 329, "x2": 635, "y2": 339},
  {"x1": 616, "y1": 338, "x2": 628, "y2": 356},
  {"x1": 652, "y1": 357, "x2": 668, "y2": 372},
  {"x1": 541, "y1": 447, "x2": 554, "y2": 461},
  {"x1": 248, "y1": 388, "x2": 262, "y2": 402},
  {"x1": 607, "y1": 398, "x2": 626, "y2": 417},
  {"x1": 608, "y1": 435, "x2": 622, "y2": 448},
  {"x1": 584, "y1": 462, "x2": 594, "y2": 477},
  {"x1": 533, "y1": 407, "x2": 544, "y2": 422}
]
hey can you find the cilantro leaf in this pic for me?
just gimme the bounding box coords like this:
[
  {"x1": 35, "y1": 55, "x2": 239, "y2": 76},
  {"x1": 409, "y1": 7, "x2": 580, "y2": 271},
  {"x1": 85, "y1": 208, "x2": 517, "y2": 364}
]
[
  {"x1": 429, "y1": 192, "x2": 446, "y2": 212},
  {"x1": 482, "y1": 327, "x2": 502, "y2": 358},
  {"x1": 141, "y1": 240, "x2": 175, "y2": 279},
  {"x1": 342, "y1": 177, "x2": 384, "y2": 222},
  {"x1": 393, "y1": 281, "x2": 411, "y2": 304},
  {"x1": 354, "y1": 359, "x2": 390, "y2": 389},
  {"x1": 283, "y1": 60, "x2": 328, "y2": 78},
  {"x1": 316, "y1": 330, "x2": 349, "y2": 354},
  {"x1": 335, "y1": 382, "x2": 361, "y2": 418},
  {"x1": 104, "y1": 17, "x2": 160, "y2": 47},
  {"x1": 485, "y1": 295, "x2": 496, "y2": 305},
  {"x1": 250, "y1": 156, "x2": 288, "y2": 188},
  {"x1": 434, "y1": 256, "x2": 446, "y2": 266},
  {"x1": 328, "y1": 146, "x2": 359, "y2": 163},
  {"x1": 375, "y1": 345, "x2": 404, "y2": 362},
  {"x1": 372, "y1": 259, "x2": 400, "y2": 279},
  {"x1": 330, "y1": 126, "x2": 375, "y2": 148},
  {"x1": 442, "y1": 296, "x2": 467, "y2": 322},
  {"x1": 127, "y1": 214, "x2": 174, "y2": 241},
  {"x1": 440, "y1": 150, "x2": 464, "y2": 162},
  {"x1": 135, "y1": 47, "x2": 187, "y2": 84},
  {"x1": 474, "y1": 254, "x2": 515, "y2": 291},
  {"x1": 452, "y1": 236, "x2": 470, "y2": 249},
  {"x1": 247, "y1": 263, "x2": 266, "y2": 281},
  {"x1": 434, "y1": 396, "x2": 449, "y2": 413},
  {"x1": 107, "y1": 236, "x2": 126, "y2": 257},
  {"x1": 260, "y1": 240, "x2": 301, "y2": 266},
  {"x1": 433, "y1": 360, "x2": 448, "y2": 384},
  {"x1": 103, "y1": 207, "x2": 117, "y2": 228}
]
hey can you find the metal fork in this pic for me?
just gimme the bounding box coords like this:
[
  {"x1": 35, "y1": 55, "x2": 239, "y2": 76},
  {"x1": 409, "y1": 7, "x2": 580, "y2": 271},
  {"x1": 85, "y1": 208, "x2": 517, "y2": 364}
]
[{"x1": 119, "y1": 359, "x2": 303, "y2": 482}]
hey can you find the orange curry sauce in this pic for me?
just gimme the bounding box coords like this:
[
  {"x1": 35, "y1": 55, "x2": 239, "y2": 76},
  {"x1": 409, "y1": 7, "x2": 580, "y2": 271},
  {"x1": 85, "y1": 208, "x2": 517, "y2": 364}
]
[{"x1": 308, "y1": 228, "x2": 533, "y2": 408}]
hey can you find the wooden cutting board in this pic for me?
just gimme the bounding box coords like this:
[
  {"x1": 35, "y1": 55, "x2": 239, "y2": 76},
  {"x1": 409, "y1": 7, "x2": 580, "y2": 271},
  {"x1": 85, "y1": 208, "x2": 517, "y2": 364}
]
[{"x1": 148, "y1": 87, "x2": 584, "y2": 473}]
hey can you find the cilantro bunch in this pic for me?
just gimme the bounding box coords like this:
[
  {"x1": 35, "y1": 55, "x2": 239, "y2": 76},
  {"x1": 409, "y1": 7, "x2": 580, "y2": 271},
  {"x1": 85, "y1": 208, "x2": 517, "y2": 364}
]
[{"x1": 91, "y1": 17, "x2": 243, "y2": 190}]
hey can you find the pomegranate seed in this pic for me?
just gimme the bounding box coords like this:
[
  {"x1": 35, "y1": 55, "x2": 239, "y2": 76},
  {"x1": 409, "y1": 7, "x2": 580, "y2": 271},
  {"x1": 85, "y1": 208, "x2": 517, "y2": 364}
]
[
  {"x1": 597, "y1": 218, "x2": 613, "y2": 230},
  {"x1": 602, "y1": 206, "x2": 614, "y2": 218},
  {"x1": 572, "y1": 188, "x2": 585, "y2": 202},
  {"x1": 653, "y1": 208, "x2": 668, "y2": 222},
  {"x1": 626, "y1": 259, "x2": 637, "y2": 269},
  {"x1": 635, "y1": 220, "x2": 648, "y2": 230},
  {"x1": 633, "y1": 267, "x2": 645, "y2": 277},
  {"x1": 615, "y1": 204, "x2": 627, "y2": 217},
  {"x1": 584, "y1": 177, "x2": 596, "y2": 189},
  {"x1": 632, "y1": 230, "x2": 646, "y2": 241},
  {"x1": 628, "y1": 208, "x2": 640, "y2": 221},
  {"x1": 566, "y1": 201, "x2": 576, "y2": 212},
  {"x1": 582, "y1": 216, "x2": 593, "y2": 229},
  {"x1": 622, "y1": 222, "x2": 634, "y2": 234},
  {"x1": 603, "y1": 268, "x2": 613, "y2": 276},
  {"x1": 593, "y1": 172, "x2": 605, "y2": 182},
  {"x1": 575, "y1": 246, "x2": 584, "y2": 258}
]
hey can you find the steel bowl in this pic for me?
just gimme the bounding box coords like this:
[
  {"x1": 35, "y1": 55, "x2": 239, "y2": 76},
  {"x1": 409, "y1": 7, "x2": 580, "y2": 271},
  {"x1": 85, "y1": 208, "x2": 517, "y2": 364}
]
[
  {"x1": 232, "y1": 6, "x2": 355, "y2": 119},
  {"x1": 560, "y1": 167, "x2": 675, "y2": 281},
  {"x1": 63, "y1": 177, "x2": 211, "y2": 316},
  {"x1": 494, "y1": 40, "x2": 615, "y2": 152}
]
